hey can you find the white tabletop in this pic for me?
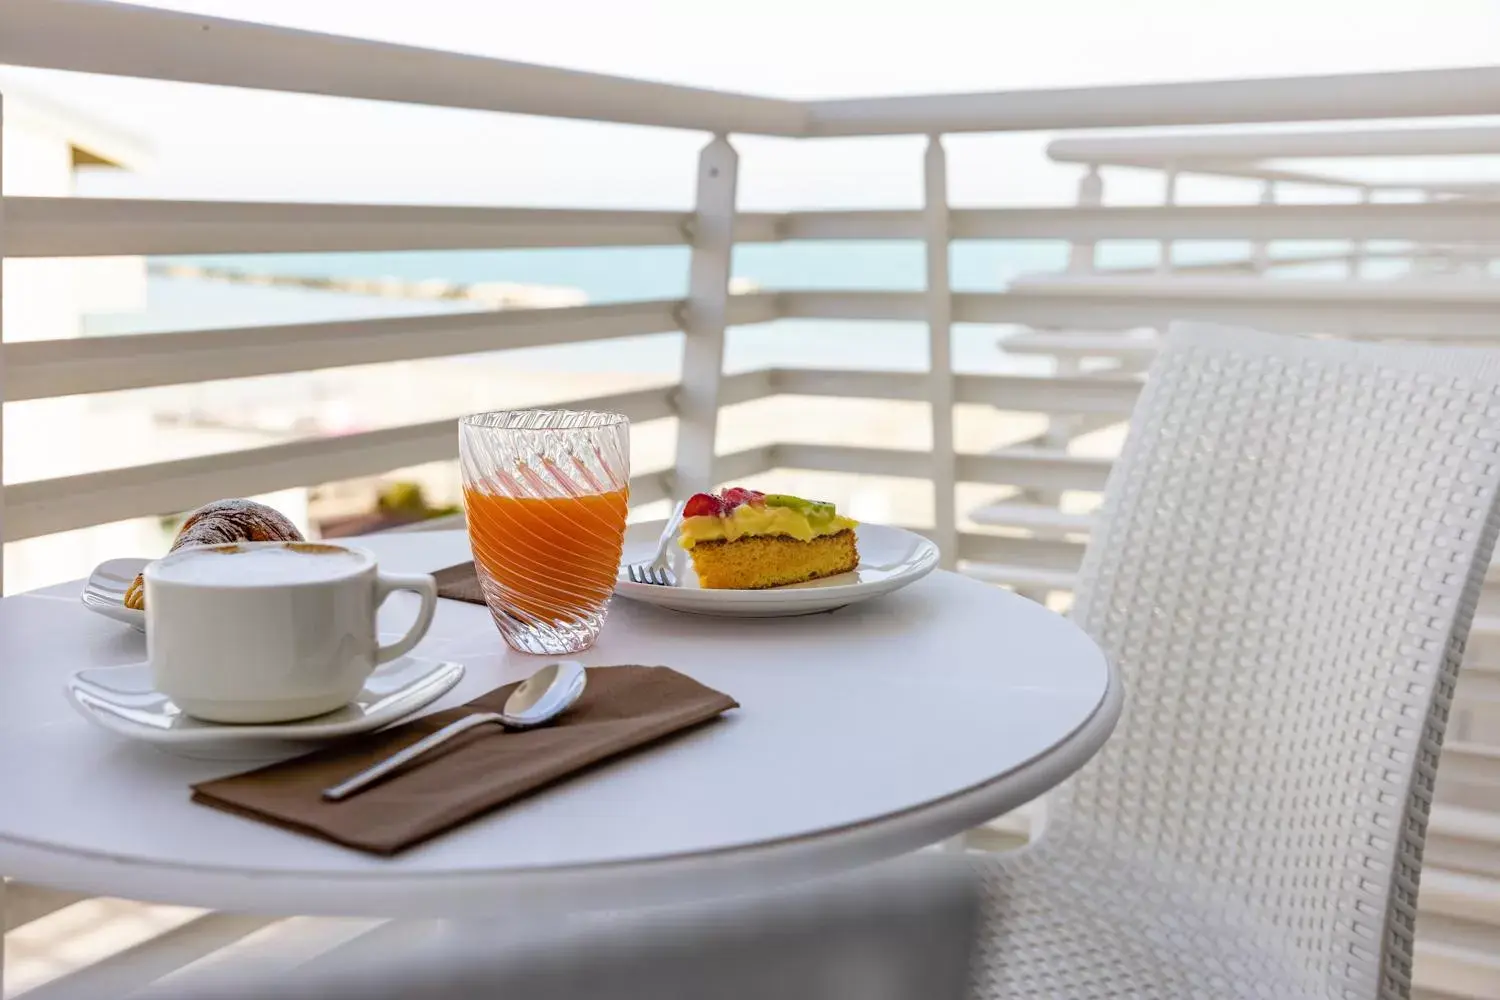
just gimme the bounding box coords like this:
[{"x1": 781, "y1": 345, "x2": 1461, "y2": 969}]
[{"x1": 0, "y1": 529, "x2": 1118, "y2": 918}]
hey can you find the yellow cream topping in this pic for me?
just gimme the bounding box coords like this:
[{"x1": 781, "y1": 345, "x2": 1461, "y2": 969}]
[{"x1": 679, "y1": 505, "x2": 856, "y2": 548}]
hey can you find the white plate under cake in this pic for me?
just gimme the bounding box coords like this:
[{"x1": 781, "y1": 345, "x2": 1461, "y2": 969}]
[{"x1": 614, "y1": 506, "x2": 938, "y2": 618}]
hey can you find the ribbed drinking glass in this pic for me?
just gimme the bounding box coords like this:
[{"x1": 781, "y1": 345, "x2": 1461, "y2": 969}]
[{"x1": 458, "y1": 410, "x2": 630, "y2": 655}]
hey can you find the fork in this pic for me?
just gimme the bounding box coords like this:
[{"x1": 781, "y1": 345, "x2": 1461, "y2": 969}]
[{"x1": 626, "y1": 501, "x2": 686, "y2": 586}]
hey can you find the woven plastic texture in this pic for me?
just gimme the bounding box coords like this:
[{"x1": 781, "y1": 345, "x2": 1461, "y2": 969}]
[{"x1": 972, "y1": 324, "x2": 1500, "y2": 999}]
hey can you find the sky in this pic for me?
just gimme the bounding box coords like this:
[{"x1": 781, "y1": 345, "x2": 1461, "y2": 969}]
[{"x1": 7, "y1": 0, "x2": 1500, "y2": 209}]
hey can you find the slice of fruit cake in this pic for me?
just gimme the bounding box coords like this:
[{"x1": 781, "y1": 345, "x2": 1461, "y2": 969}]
[{"x1": 677, "y1": 488, "x2": 858, "y2": 590}]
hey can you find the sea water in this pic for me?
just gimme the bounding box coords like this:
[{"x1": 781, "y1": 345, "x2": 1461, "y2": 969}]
[{"x1": 85, "y1": 240, "x2": 1369, "y2": 378}]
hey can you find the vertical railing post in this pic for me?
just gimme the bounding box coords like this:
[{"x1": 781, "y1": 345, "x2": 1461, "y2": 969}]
[
  {"x1": 1251, "y1": 179, "x2": 1276, "y2": 273},
  {"x1": 0, "y1": 92, "x2": 8, "y2": 974},
  {"x1": 1350, "y1": 185, "x2": 1370, "y2": 279},
  {"x1": 923, "y1": 135, "x2": 958, "y2": 570},
  {"x1": 1033, "y1": 165, "x2": 1104, "y2": 526},
  {"x1": 672, "y1": 135, "x2": 738, "y2": 499},
  {"x1": 1157, "y1": 164, "x2": 1178, "y2": 275},
  {"x1": 1067, "y1": 165, "x2": 1102, "y2": 274}
]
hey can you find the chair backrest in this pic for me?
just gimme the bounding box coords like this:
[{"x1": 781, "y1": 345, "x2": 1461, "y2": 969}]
[
  {"x1": 1055, "y1": 323, "x2": 1500, "y2": 1000},
  {"x1": 154, "y1": 860, "x2": 979, "y2": 1000}
]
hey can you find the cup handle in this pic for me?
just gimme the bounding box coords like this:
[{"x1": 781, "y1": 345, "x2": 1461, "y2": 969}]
[{"x1": 374, "y1": 572, "x2": 438, "y2": 664}]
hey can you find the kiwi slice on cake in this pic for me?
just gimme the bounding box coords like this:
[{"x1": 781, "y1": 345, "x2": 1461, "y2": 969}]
[{"x1": 764, "y1": 494, "x2": 837, "y2": 517}]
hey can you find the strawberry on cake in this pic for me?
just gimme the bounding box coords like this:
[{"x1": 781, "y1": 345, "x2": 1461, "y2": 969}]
[{"x1": 678, "y1": 488, "x2": 859, "y2": 590}]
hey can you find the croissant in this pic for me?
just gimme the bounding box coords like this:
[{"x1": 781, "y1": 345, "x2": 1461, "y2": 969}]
[{"x1": 124, "y1": 499, "x2": 304, "y2": 610}]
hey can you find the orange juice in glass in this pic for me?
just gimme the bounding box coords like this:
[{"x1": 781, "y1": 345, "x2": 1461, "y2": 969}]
[{"x1": 458, "y1": 410, "x2": 629, "y2": 654}]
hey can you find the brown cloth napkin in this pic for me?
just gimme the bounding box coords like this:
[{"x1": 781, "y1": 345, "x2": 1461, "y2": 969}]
[
  {"x1": 433, "y1": 561, "x2": 484, "y2": 604},
  {"x1": 192, "y1": 666, "x2": 737, "y2": 856}
]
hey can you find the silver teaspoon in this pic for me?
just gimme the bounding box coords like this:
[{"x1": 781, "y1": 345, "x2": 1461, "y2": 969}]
[{"x1": 321, "y1": 660, "x2": 587, "y2": 802}]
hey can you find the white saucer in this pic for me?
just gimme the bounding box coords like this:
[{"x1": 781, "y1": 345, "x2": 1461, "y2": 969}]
[
  {"x1": 65, "y1": 656, "x2": 465, "y2": 760},
  {"x1": 82, "y1": 557, "x2": 148, "y2": 631},
  {"x1": 614, "y1": 521, "x2": 939, "y2": 618}
]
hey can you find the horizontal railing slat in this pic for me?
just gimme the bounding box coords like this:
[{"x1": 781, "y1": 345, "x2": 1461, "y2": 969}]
[
  {"x1": 953, "y1": 203, "x2": 1500, "y2": 243},
  {"x1": 1427, "y1": 805, "x2": 1500, "y2": 881},
  {"x1": 957, "y1": 449, "x2": 1114, "y2": 493},
  {"x1": 3, "y1": 199, "x2": 707, "y2": 257},
  {"x1": 1001, "y1": 333, "x2": 1164, "y2": 359},
  {"x1": 772, "y1": 443, "x2": 931, "y2": 479},
  {"x1": 982, "y1": 286, "x2": 1500, "y2": 339},
  {"x1": 717, "y1": 369, "x2": 777, "y2": 408},
  {"x1": 3, "y1": 301, "x2": 674, "y2": 400},
  {"x1": 1048, "y1": 124, "x2": 1500, "y2": 164},
  {"x1": 778, "y1": 288, "x2": 1500, "y2": 339},
  {"x1": 768, "y1": 368, "x2": 1140, "y2": 415},
  {"x1": 19, "y1": 200, "x2": 1500, "y2": 257},
  {"x1": 0, "y1": 0, "x2": 806, "y2": 136},
  {"x1": 770, "y1": 368, "x2": 929, "y2": 402},
  {"x1": 771, "y1": 443, "x2": 1113, "y2": 492},
  {"x1": 3, "y1": 296, "x2": 778, "y2": 400},
  {"x1": 969, "y1": 500, "x2": 1096, "y2": 534},
  {"x1": 956, "y1": 373, "x2": 1140, "y2": 414},
  {"x1": 779, "y1": 210, "x2": 925, "y2": 241},
  {"x1": 775, "y1": 290, "x2": 927, "y2": 322},
  {"x1": 716, "y1": 445, "x2": 778, "y2": 486},
  {"x1": 1011, "y1": 274, "x2": 1500, "y2": 304},
  {"x1": 5, "y1": 6, "x2": 1497, "y2": 140},
  {"x1": 959, "y1": 533, "x2": 1088, "y2": 573},
  {"x1": 3, "y1": 386, "x2": 676, "y2": 540},
  {"x1": 1443, "y1": 742, "x2": 1500, "y2": 792},
  {"x1": 779, "y1": 203, "x2": 1500, "y2": 243},
  {"x1": 626, "y1": 472, "x2": 670, "y2": 510},
  {"x1": 804, "y1": 66, "x2": 1500, "y2": 136}
]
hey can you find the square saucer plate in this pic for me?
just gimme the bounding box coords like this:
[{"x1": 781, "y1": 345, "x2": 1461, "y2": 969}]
[{"x1": 65, "y1": 656, "x2": 464, "y2": 760}]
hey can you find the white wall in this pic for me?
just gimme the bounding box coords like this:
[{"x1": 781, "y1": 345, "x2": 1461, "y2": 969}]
[
  {"x1": 3, "y1": 120, "x2": 97, "y2": 594},
  {"x1": 3, "y1": 122, "x2": 79, "y2": 344},
  {"x1": 2, "y1": 119, "x2": 146, "y2": 339}
]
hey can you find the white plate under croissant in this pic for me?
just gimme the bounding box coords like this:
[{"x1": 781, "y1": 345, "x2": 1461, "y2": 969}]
[{"x1": 83, "y1": 557, "x2": 149, "y2": 631}]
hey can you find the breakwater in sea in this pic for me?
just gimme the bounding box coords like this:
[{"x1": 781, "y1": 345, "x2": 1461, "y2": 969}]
[{"x1": 149, "y1": 262, "x2": 589, "y2": 309}]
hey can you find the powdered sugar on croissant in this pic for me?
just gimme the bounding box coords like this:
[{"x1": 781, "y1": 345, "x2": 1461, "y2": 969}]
[{"x1": 124, "y1": 499, "x2": 304, "y2": 610}]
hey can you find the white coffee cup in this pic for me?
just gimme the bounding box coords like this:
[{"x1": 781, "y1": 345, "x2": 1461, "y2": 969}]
[{"x1": 143, "y1": 541, "x2": 438, "y2": 724}]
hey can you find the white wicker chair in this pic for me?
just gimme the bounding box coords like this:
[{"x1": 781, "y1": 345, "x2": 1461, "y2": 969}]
[{"x1": 971, "y1": 323, "x2": 1500, "y2": 1000}]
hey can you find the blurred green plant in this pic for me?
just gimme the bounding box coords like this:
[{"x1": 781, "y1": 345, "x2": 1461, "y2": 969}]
[{"x1": 377, "y1": 481, "x2": 460, "y2": 518}]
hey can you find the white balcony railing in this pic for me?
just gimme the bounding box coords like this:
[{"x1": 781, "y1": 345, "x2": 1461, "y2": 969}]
[{"x1": 5, "y1": 1, "x2": 1500, "y2": 997}]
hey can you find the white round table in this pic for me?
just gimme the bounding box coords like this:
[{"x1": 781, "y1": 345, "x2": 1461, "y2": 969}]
[{"x1": 0, "y1": 529, "x2": 1119, "y2": 918}]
